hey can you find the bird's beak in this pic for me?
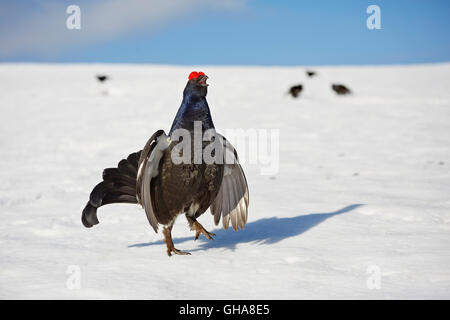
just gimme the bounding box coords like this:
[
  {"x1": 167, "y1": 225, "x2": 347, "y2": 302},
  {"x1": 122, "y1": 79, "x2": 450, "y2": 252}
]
[{"x1": 198, "y1": 75, "x2": 209, "y2": 87}]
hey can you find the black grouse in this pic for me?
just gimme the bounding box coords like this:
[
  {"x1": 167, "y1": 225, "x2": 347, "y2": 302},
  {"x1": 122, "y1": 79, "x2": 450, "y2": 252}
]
[
  {"x1": 288, "y1": 84, "x2": 303, "y2": 98},
  {"x1": 82, "y1": 71, "x2": 249, "y2": 256},
  {"x1": 332, "y1": 84, "x2": 351, "y2": 95},
  {"x1": 96, "y1": 75, "x2": 109, "y2": 82}
]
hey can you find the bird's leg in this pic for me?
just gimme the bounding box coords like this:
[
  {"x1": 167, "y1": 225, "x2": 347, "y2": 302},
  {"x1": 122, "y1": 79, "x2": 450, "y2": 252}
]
[
  {"x1": 185, "y1": 214, "x2": 216, "y2": 241},
  {"x1": 163, "y1": 221, "x2": 190, "y2": 257}
]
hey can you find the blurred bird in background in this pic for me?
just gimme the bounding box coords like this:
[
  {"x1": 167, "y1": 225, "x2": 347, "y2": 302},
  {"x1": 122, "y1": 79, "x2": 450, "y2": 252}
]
[
  {"x1": 96, "y1": 74, "x2": 109, "y2": 82},
  {"x1": 306, "y1": 70, "x2": 317, "y2": 77},
  {"x1": 288, "y1": 84, "x2": 303, "y2": 98},
  {"x1": 332, "y1": 84, "x2": 352, "y2": 95}
]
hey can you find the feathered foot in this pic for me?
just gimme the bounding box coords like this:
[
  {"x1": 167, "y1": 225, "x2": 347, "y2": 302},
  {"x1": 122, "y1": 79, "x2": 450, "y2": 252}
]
[
  {"x1": 186, "y1": 215, "x2": 216, "y2": 240},
  {"x1": 163, "y1": 224, "x2": 190, "y2": 257}
]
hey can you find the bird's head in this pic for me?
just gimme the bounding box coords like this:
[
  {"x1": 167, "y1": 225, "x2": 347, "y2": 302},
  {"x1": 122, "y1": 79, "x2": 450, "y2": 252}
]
[{"x1": 184, "y1": 71, "x2": 209, "y2": 97}]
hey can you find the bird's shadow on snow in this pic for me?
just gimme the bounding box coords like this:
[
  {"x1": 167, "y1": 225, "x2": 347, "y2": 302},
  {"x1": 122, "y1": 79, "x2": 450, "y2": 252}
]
[{"x1": 128, "y1": 204, "x2": 363, "y2": 252}]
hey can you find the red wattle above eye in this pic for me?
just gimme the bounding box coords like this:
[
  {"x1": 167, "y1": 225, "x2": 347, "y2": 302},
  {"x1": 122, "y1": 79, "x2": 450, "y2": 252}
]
[
  {"x1": 189, "y1": 71, "x2": 199, "y2": 80},
  {"x1": 188, "y1": 71, "x2": 205, "y2": 80}
]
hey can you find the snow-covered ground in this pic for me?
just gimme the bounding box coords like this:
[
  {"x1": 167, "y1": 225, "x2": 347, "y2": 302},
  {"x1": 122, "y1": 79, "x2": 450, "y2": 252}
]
[{"x1": 0, "y1": 63, "x2": 449, "y2": 299}]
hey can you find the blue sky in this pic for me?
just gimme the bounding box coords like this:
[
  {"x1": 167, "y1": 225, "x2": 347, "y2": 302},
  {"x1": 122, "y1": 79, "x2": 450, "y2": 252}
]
[{"x1": 1, "y1": 0, "x2": 449, "y2": 65}]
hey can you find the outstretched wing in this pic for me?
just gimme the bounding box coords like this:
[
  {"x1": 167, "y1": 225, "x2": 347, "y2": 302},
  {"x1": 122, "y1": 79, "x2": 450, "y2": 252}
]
[
  {"x1": 136, "y1": 130, "x2": 171, "y2": 233},
  {"x1": 210, "y1": 135, "x2": 249, "y2": 231}
]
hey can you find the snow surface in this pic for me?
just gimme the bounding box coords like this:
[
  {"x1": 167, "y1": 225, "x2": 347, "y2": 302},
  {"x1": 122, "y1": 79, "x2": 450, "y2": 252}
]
[{"x1": 0, "y1": 63, "x2": 449, "y2": 299}]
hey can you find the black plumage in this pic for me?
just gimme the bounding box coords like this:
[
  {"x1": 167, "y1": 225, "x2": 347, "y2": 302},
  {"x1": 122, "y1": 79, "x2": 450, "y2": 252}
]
[
  {"x1": 96, "y1": 75, "x2": 109, "y2": 82},
  {"x1": 82, "y1": 150, "x2": 141, "y2": 228},
  {"x1": 332, "y1": 84, "x2": 352, "y2": 95},
  {"x1": 306, "y1": 70, "x2": 316, "y2": 77},
  {"x1": 82, "y1": 72, "x2": 249, "y2": 256},
  {"x1": 288, "y1": 84, "x2": 303, "y2": 98}
]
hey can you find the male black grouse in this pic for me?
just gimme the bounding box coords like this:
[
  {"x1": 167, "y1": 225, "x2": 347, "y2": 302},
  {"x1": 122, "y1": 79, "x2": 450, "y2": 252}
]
[
  {"x1": 96, "y1": 74, "x2": 109, "y2": 82},
  {"x1": 82, "y1": 71, "x2": 249, "y2": 256},
  {"x1": 288, "y1": 84, "x2": 303, "y2": 98},
  {"x1": 306, "y1": 70, "x2": 316, "y2": 77},
  {"x1": 332, "y1": 84, "x2": 351, "y2": 95}
]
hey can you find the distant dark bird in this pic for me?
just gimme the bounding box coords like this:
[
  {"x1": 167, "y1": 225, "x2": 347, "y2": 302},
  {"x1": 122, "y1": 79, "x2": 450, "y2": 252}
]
[
  {"x1": 306, "y1": 70, "x2": 317, "y2": 77},
  {"x1": 288, "y1": 84, "x2": 303, "y2": 98},
  {"x1": 332, "y1": 84, "x2": 351, "y2": 95},
  {"x1": 96, "y1": 75, "x2": 109, "y2": 82},
  {"x1": 82, "y1": 71, "x2": 249, "y2": 256}
]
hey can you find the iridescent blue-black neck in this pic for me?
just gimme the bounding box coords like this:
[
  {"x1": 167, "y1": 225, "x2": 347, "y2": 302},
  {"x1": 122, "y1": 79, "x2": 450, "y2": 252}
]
[{"x1": 169, "y1": 80, "x2": 215, "y2": 135}]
